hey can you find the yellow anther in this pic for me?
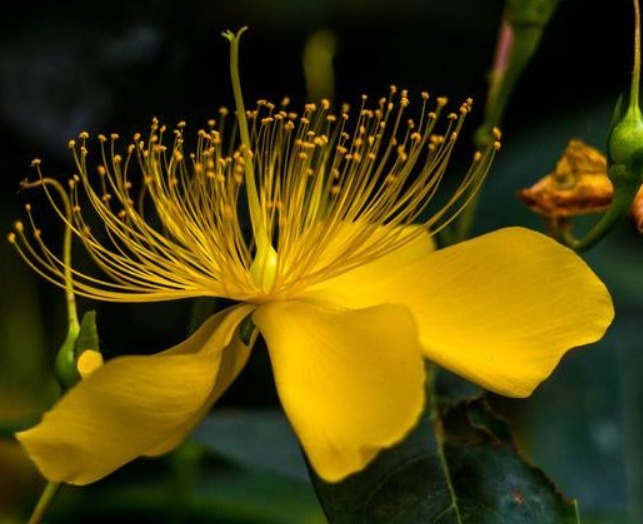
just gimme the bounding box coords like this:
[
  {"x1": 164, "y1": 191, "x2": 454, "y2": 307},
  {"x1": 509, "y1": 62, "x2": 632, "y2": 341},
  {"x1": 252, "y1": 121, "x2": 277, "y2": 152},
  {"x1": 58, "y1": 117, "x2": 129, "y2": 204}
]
[{"x1": 222, "y1": 204, "x2": 234, "y2": 220}]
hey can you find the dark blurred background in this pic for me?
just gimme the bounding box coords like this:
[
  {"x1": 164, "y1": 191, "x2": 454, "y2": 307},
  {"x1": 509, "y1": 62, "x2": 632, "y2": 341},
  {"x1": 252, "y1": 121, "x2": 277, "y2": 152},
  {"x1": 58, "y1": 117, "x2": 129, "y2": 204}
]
[{"x1": 0, "y1": 1, "x2": 640, "y2": 523}]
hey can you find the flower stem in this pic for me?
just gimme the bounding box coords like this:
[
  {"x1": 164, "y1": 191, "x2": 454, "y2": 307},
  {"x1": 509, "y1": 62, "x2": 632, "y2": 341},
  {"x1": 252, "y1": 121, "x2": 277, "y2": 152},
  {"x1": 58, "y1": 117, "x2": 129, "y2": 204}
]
[
  {"x1": 561, "y1": 0, "x2": 643, "y2": 251},
  {"x1": 27, "y1": 482, "x2": 60, "y2": 524},
  {"x1": 453, "y1": 0, "x2": 562, "y2": 243}
]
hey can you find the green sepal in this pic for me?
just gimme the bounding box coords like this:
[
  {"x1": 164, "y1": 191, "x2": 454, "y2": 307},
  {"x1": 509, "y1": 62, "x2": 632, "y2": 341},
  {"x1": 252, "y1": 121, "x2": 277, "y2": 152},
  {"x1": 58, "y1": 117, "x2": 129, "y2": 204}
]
[
  {"x1": 609, "y1": 94, "x2": 626, "y2": 129},
  {"x1": 238, "y1": 315, "x2": 255, "y2": 346},
  {"x1": 74, "y1": 310, "x2": 100, "y2": 358},
  {"x1": 55, "y1": 310, "x2": 100, "y2": 390}
]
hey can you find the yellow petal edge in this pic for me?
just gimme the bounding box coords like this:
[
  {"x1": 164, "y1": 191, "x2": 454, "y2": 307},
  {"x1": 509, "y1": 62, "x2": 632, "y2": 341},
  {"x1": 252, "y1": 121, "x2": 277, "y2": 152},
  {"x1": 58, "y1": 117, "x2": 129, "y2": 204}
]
[{"x1": 253, "y1": 300, "x2": 426, "y2": 482}]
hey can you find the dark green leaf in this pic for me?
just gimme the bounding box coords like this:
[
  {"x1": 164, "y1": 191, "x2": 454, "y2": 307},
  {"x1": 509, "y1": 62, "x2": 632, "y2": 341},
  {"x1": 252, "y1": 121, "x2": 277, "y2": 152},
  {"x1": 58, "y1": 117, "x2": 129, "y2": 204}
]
[{"x1": 311, "y1": 396, "x2": 580, "y2": 524}]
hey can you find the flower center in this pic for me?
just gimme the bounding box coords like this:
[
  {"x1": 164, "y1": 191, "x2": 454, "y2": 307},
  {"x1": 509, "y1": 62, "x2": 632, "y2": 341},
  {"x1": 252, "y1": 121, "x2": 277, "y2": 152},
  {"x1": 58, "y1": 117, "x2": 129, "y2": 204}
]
[{"x1": 249, "y1": 243, "x2": 279, "y2": 292}]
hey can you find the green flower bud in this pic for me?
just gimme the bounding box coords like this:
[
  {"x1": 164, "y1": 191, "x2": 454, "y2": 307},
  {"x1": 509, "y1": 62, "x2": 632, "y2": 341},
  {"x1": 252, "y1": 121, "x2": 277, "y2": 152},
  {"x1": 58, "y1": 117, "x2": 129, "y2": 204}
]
[
  {"x1": 561, "y1": 0, "x2": 643, "y2": 251},
  {"x1": 609, "y1": 105, "x2": 643, "y2": 187}
]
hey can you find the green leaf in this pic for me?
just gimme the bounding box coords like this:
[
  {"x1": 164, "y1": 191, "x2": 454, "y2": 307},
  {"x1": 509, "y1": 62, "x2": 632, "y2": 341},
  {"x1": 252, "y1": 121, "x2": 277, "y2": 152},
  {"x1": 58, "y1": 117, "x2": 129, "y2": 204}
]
[
  {"x1": 311, "y1": 396, "x2": 580, "y2": 524},
  {"x1": 74, "y1": 310, "x2": 100, "y2": 355}
]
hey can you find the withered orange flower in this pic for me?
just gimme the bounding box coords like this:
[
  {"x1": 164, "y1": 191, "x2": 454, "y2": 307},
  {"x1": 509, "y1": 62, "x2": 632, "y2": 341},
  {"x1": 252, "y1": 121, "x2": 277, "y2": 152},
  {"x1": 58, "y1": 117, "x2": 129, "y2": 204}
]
[{"x1": 518, "y1": 139, "x2": 643, "y2": 231}]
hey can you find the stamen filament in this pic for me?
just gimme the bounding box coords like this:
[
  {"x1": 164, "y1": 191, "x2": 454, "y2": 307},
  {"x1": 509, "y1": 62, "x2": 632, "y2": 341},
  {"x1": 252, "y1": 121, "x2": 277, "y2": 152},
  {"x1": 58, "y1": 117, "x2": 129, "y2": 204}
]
[{"x1": 22, "y1": 176, "x2": 79, "y2": 337}]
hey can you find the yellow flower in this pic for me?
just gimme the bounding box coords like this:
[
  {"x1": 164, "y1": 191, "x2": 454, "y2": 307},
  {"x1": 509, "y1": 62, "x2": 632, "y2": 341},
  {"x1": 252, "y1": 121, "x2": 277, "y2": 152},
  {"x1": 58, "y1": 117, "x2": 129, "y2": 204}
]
[{"x1": 9, "y1": 30, "x2": 613, "y2": 486}]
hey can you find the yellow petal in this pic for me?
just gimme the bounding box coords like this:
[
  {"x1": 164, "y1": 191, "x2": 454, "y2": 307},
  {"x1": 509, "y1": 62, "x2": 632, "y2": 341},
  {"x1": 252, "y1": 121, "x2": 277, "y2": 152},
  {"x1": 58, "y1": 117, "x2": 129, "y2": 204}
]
[
  {"x1": 17, "y1": 305, "x2": 252, "y2": 485},
  {"x1": 145, "y1": 307, "x2": 254, "y2": 457},
  {"x1": 299, "y1": 222, "x2": 434, "y2": 301},
  {"x1": 253, "y1": 301, "x2": 425, "y2": 482},
  {"x1": 306, "y1": 227, "x2": 614, "y2": 397}
]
